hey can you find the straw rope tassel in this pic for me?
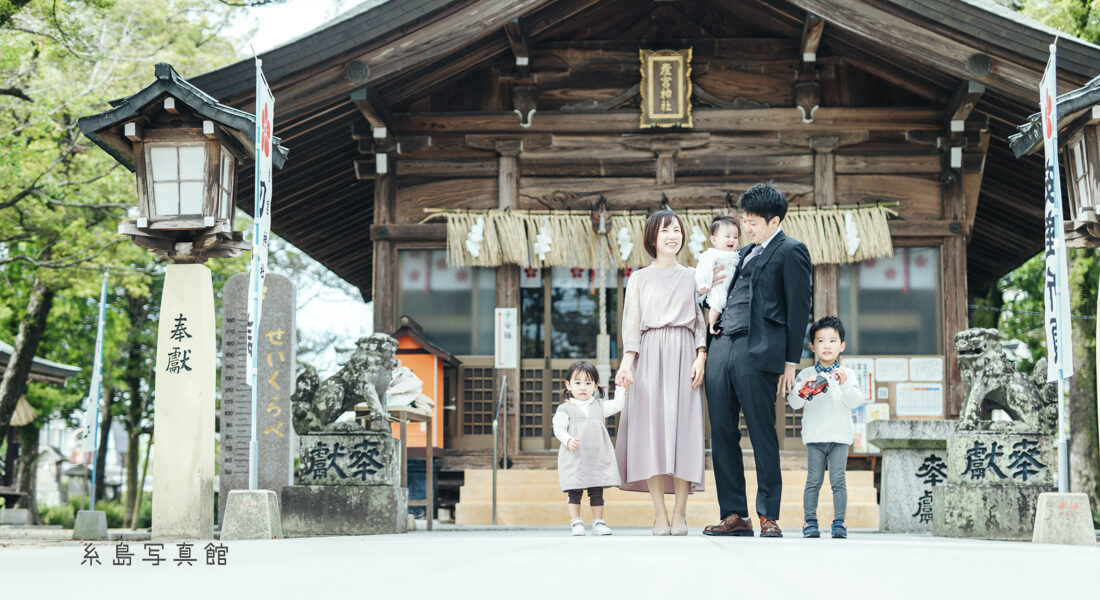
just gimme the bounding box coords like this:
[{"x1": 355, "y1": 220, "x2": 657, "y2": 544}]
[{"x1": 439, "y1": 205, "x2": 896, "y2": 269}]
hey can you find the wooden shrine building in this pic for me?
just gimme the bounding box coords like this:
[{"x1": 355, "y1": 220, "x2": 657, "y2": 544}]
[{"x1": 191, "y1": 0, "x2": 1100, "y2": 463}]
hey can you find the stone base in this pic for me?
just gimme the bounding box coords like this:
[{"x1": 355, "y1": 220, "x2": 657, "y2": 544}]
[
  {"x1": 220, "y1": 489, "x2": 283, "y2": 540},
  {"x1": 0, "y1": 508, "x2": 29, "y2": 525},
  {"x1": 1032, "y1": 492, "x2": 1096, "y2": 546},
  {"x1": 280, "y1": 485, "x2": 407, "y2": 537},
  {"x1": 297, "y1": 432, "x2": 400, "y2": 486},
  {"x1": 933, "y1": 483, "x2": 1052, "y2": 540},
  {"x1": 73, "y1": 510, "x2": 108, "y2": 540}
]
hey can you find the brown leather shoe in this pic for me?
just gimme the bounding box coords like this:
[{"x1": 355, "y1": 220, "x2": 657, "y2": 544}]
[
  {"x1": 759, "y1": 516, "x2": 783, "y2": 538},
  {"x1": 702, "y1": 514, "x2": 754, "y2": 537}
]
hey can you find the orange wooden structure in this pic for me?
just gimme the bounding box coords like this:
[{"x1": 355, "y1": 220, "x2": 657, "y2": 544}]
[{"x1": 390, "y1": 317, "x2": 459, "y2": 450}]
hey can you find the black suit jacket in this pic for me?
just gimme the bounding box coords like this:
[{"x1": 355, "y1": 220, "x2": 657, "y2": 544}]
[{"x1": 725, "y1": 230, "x2": 813, "y2": 374}]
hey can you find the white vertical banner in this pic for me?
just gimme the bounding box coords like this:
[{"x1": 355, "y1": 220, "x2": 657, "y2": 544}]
[
  {"x1": 1039, "y1": 43, "x2": 1074, "y2": 383},
  {"x1": 246, "y1": 59, "x2": 274, "y2": 382}
]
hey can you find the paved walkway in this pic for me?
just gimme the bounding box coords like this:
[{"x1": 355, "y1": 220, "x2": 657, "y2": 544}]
[{"x1": 2, "y1": 526, "x2": 1096, "y2": 598}]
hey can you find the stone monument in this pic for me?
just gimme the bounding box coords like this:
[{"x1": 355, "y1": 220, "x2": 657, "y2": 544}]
[
  {"x1": 151, "y1": 264, "x2": 216, "y2": 539},
  {"x1": 218, "y1": 273, "x2": 296, "y2": 526},
  {"x1": 280, "y1": 334, "x2": 407, "y2": 536},
  {"x1": 867, "y1": 420, "x2": 954, "y2": 532},
  {"x1": 933, "y1": 328, "x2": 1057, "y2": 540}
]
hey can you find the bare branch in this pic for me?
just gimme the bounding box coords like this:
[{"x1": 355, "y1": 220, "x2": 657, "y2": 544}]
[{"x1": 0, "y1": 87, "x2": 32, "y2": 102}]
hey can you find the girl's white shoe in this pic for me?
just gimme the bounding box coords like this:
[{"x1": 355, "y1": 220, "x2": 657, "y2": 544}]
[
  {"x1": 592, "y1": 520, "x2": 612, "y2": 536},
  {"x1": 570, "y1": 519, "x2": 586, "y2": 536}
]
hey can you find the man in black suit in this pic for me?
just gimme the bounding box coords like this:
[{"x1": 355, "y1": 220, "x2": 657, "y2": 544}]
[{"x1": 702, "y1": 184, "x2": 813, "y2": 538}]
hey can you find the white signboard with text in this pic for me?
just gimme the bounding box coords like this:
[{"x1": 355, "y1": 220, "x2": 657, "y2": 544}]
[{"x1": 494, "y1": 308, "x2": 518, "y2": 369}]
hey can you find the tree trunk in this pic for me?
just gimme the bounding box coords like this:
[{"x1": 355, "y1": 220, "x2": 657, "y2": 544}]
[
  {"x1": 94, "y1": 387, "x2": 114, "y2": 502},
  {"x1": 132, "y1": 434, "x2": 152, "y2": 530},
  {"x1": 0, "y1": 277, "x2": 56, "y2": 443},
  {"x1": 1068, "y1": 250, "x2": 1100, "y2": 510},
  {"x1": 14, "y1": 424, "x2": 40, "y2": 525},
  {"x1": 122, "y1": 293, "x2": 151, "y2": 526}
]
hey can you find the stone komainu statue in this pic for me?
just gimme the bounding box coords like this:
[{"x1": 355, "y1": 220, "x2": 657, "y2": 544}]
[
  {"x1": 954, "y1": 328, "x2": 1057, "y2": 434},
  {"x1": 291, "y1": 333, "x2": 398, "y2": 434}
]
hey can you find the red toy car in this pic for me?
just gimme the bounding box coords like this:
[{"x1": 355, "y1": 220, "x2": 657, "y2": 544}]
[{"x1": 798, "y1": 376, "x2": 829, "y2": 401}]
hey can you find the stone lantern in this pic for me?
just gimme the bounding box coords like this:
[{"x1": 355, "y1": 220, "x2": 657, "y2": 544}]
[
  {"x1": 78, "y1": 63, "x2": 287, "y2": 262},
  {"x1": 1010, "y1": 76, "x2": 1100, "y2": 247},
  {"x1": 1061, "y1": 108, "x2": 1100, "y2": 240},
  {"x1": 78, "y1": 63, "x2": 288, "y2": 540}
]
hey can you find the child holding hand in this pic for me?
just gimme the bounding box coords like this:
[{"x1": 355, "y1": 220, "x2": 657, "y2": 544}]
[
  {"x1": 553, "y1": 361, "x2": 625, "y2": 536},
  {"x1": 786, "y1": 316, "x2": 864, "y2": 539}
]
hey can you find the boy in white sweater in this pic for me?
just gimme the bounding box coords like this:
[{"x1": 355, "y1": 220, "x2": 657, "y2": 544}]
[{"x1": 786, "y1": 316, "x2": 863, "y2": 539}]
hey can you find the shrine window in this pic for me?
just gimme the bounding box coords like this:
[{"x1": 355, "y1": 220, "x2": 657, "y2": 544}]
[
  {"x1": 837, "y1": 246, "x2": 943, "y2": 355},
  {"x1": 520, "y1": 267, "x2": 620, "y2": 360},
  {"x1": 396, "y1": 249, "x2": 495, "y2": 355}
]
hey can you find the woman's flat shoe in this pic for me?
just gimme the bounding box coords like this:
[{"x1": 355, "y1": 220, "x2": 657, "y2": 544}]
[
  {"x1": 670, "y1": 519, "x2": 688, "y2": 536},
  {"x1": 652, "y1": 522, "x2": 671, "y2": 536}
]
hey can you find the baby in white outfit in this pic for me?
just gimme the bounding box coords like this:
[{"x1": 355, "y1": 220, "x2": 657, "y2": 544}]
[{"x1": 694, "y1": 215, "x2": 741, "y2": 334}]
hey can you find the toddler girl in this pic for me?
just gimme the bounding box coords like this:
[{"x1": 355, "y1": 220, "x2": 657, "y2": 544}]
[{"x1": 552, "y1": 360, "x2": 624, "y2": 536}]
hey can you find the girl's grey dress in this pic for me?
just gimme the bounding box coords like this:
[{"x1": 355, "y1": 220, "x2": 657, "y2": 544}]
[
  {"x1": 615, "y1": 265, "x2": 707, "y2": 493},
  {"x1": 556, "y1": 396, "x2": 623, "y2": 491}
]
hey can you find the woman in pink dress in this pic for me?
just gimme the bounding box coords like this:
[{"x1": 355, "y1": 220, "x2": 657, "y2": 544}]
[{"x1": 614, "y1": 209, "x2": 708, "y2": 536}]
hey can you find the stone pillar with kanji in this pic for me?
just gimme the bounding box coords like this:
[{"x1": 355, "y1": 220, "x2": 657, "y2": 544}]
[
  {"x1": 152, "y1": 264, "x2": 216, "y2": 539},
  {"x1": 218, "y1": 273, "x2": 296, "y2": 526}
]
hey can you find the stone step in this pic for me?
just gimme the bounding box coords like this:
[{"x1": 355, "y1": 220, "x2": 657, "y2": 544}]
[
  {"x1": 461, "y1": 469, "x2": 875, "y2": 487},
  {"x1": 458, "y1": 484, "x2": 877, "y2": 503},
  {"x1": 455, "y1": 501, "x2": 880, "y2": 529},
  {"x1": 455, "y1": 469, "x2": 880, "y2": 528}
]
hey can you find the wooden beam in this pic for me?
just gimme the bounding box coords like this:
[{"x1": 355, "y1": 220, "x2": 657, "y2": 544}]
[
  {"x1": 946, "y1": 80, "x2": 985, "y2": 126},
  {"x1": 889, "y1": 220, "x2": 969, "y2": 236},
  {"x1": 786, "y1": 0, "x2": 1042, "y2": 102},
  {"x1": 800, "y1": 13, "x2": 825, "y2": 66},
  {"x1": 350, "y1": 87, "x2": 393, "y2": 132},
  {"x1": 373, "y1": 155, "x2": 396, "y2": 324},
  {"x1": 812, "y1": 131, "x2": 838, "y2": 321},
  {"x1": 504, "y1": 18, "x2": 530, "y2": 75},
  {"x1": 962, "y1": 130, "x2": 990, "y2": 225},
  {"x1": 396, "y1": 108, "x2": 943, "y2": 134},
  {"x1": 369, "y1": 223, "x2": 446, "y2": 241}
]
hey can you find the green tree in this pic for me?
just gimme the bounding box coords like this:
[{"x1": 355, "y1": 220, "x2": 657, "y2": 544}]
[{"x1": 0, "y1": 0, "x2": 245, "y2": 513}]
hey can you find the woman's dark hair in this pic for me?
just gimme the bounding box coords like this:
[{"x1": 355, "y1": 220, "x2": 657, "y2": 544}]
[
  {"x1": 642, "y1": 209, "x2": 685, "y2": 258},
  {"x1": 709, "y1": 214, "x2": 739, "y2": 236},
  {"x1": 562, "y1": 360, "x2": 605, "y2": 401}
]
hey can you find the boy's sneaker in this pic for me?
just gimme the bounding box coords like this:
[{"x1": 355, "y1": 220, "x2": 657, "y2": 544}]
[
  {"x1": 831, "y1": 520, "x2": 847, "y2": 539},
  {"x1": 802, "y1": 522, "x2": 820, "y2": 538},
  {"x1": 592, "y1": 520, "x2": 612, "y2": 536},
  {"x1": 570, "y1": 519, "x2": 586, "y2": 536}
]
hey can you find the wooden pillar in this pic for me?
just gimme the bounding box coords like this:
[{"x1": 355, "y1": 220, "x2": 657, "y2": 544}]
[
  {"x1": 656, "y1": 150, "x2": 676, "y2": 185},
  {"x1": 812, "y1": 137, "x2": 839, "y2": 320},
  {"x1": 941, "y1": 174, "x2": 968, "y2": 418},
  {"x1": 373, "y1": 152, "x2": 397, "y2": 335},
  {"x1": 495, "y1": 140, "x2": 522, "y2": 457}
]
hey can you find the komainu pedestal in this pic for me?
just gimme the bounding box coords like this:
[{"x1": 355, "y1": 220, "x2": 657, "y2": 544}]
[
  {"x1": 933, "y1": 429, "x2": 1055, "y2": 540},
  {"x1": 280, "y1": 334, "x2": 407, "y2": 536},
  {"x1": 281, "y1": 432, "x2": 407, "y2": 536},
  {"x1": 932, "y1": 328, "x2": 1057, "y2": 541}
]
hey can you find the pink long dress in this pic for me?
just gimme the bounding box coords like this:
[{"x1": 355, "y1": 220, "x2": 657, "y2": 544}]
[{"x1": 615, "y1": 265, "x2": 707, "y2": 493}]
